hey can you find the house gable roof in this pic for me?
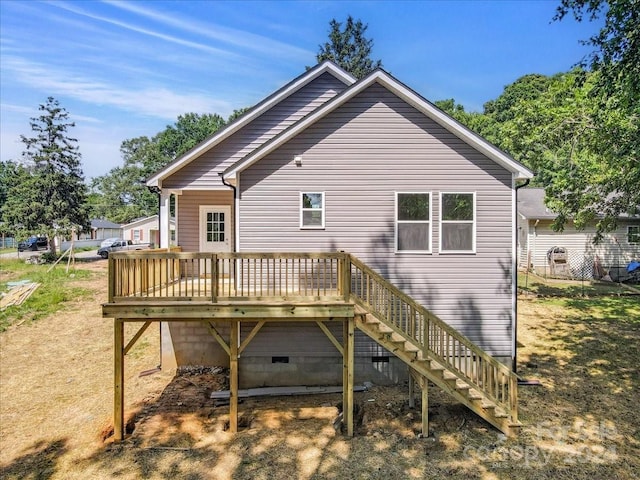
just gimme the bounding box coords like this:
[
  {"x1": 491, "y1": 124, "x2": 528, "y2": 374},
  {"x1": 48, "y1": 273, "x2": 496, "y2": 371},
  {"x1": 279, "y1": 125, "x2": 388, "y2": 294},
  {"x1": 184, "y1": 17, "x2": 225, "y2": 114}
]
[
  {"x1": 121, "y1": 214, "x2": 175, "y2": 229},
  {"x1": 223, "y1": 69, "x2": 534, "y2": 180},
  {"x1": 147, "y1": 61, "x2": 356, "y2": 188}
]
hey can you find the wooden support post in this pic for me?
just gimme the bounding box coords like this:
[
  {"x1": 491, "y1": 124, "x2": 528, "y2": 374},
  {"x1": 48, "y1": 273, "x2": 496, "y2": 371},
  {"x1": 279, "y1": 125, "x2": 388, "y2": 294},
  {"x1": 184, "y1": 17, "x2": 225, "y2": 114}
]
[
  {"x1": 421, "y1": 379, "x2": 429, "y2": 437},
  {"x1": 408, "y1": 369, "x2": 415, "y2": 409},
  {"x1": 342, "y1": 319, "x2": 349, "y2": 432},
  {"x1": 343, "y1": 317, "x2": 354, "y2": 437},
  {"x1": 342, "y1": 254, "x2": 351, "y2": 302},
  {"x1": 114, "y1": 319, "x2": 125, "y2": 442},
  {"x1": 229, "y1": 321, "x2": 239, "y2": 433}
]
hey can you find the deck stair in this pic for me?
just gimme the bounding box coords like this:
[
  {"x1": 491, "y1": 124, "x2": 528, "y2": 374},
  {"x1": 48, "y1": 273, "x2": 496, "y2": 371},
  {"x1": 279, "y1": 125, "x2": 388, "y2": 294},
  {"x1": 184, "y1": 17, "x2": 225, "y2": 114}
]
[{"x1": 348, "y1": 256, "x2": 521, "y2": 436}]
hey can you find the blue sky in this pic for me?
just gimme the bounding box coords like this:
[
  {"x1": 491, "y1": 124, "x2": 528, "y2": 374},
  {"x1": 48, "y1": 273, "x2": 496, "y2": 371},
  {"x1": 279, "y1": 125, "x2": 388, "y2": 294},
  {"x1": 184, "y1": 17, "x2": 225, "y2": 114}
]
[{"x1": 0, "y1": 0, "x2": 602, "y2": 180}]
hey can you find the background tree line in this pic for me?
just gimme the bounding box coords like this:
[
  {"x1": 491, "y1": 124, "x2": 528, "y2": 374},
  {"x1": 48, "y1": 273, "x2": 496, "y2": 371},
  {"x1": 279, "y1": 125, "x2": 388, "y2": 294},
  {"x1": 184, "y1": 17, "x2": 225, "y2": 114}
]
[{"x1": 1, "y1": 1, "x2": 637, "y2": 254}]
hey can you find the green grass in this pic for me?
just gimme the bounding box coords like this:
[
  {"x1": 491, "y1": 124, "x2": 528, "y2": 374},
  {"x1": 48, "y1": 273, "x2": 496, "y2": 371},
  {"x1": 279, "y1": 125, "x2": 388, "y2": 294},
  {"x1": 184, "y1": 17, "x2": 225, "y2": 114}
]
[
  {"x1": 517, "y1": 271, "x2": 632, "y2": 297},
  {"x1": 0, "y1": 259, "x2": 94, "y2": 331},
  {"x1": 0, "y1": 247, "x2": 17, "y2": 254},
  {"x1": 537, "y1": 295, "x2": 640, "y2": 325}
]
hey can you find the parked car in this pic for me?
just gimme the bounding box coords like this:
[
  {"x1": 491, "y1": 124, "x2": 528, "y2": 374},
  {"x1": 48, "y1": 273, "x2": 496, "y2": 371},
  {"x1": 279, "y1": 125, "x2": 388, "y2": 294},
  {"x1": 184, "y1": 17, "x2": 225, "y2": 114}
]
[
  {"x1": 100, "y1": 237, "x2": 121, "y2": 248},
  {"x1": 17, "y1": 236, "x2": 48, "y2": 252},
  {"x1": 98, "y1": 239, "x2": 152, "y2": 258}
]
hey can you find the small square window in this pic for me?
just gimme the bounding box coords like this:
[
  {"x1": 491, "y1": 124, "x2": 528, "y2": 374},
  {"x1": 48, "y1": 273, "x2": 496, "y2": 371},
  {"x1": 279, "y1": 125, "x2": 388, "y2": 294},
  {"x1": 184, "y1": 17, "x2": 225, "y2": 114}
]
[{"x1": 300, "y1": 192, "x2": 325, "y2": 229}]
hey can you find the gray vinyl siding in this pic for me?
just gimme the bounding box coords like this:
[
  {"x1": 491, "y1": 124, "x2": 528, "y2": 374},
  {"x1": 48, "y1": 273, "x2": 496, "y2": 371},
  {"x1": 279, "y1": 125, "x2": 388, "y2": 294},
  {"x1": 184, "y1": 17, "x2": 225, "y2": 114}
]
[
  {"x1": 238, "y1": 83, "x2": 515, "y2": 358},
  {"x1": 177, "y1": 190, "x2": 234, "y2": 252},
  {"x1": 163, "y1": 73, "x2": 347, "y2": 189}
]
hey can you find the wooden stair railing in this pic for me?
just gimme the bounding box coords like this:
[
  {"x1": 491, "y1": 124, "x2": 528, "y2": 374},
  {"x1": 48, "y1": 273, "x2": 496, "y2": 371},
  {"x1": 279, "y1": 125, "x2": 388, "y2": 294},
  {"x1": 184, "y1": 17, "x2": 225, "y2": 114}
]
[{"x1": 348, "y1": 255, "x2": 520, "y2": 436}]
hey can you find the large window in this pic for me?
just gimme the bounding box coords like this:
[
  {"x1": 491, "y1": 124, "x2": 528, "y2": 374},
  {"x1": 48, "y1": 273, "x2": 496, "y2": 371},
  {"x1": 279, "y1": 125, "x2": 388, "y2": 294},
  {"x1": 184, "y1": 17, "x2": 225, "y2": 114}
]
[
  {"x1": 396, "y1": 193, "x2": 431, "y2": 252},
  {"x1": 300, "y1": 192, "x2": 325, "y2": 229},
  {"x1": 440, "y1": 192, "x2": 475, "y2": 253},
  {"x1": 629, "y1": 226, "x2": 640, "y2": 244}
]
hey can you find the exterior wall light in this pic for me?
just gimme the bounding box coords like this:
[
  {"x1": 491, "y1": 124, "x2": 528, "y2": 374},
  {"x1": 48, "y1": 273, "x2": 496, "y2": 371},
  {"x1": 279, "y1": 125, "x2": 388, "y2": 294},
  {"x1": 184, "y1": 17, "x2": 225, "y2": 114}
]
[{"x1": 294, "y1": 155, "x2": 302, "y2": 167}]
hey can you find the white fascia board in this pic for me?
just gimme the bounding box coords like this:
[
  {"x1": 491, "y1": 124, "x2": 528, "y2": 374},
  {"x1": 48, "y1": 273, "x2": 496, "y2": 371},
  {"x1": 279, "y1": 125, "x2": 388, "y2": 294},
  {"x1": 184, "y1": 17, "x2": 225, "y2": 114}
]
[
  {"x1": 146, "y1": 61, "x2": 356, "y2": 188},
  {"x1": 122, "y1": 215, "x2": 158, "y2": 229},
  {"x1": 225, "y1": 70, "x2": 534, "y2": 181}
]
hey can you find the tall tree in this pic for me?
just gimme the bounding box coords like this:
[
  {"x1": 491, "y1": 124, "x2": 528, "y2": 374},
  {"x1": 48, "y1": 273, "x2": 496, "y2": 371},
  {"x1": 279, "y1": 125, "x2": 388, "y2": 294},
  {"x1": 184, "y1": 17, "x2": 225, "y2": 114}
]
[
  {"x1": 317, "y1": 15, "x2": 382, "y2": 79},
  {"x1": 549, "y1": 0, "x2": 640, "y2": 235},
  {"x1": 1, "y1": 98, "x2": 89, "y2": 253},
  {"x1": 0, "y1": 161, "x2": 29, "y2": 237},
  {"x1": 90, "y1": 113, "x2": 226, "y2": 223},
  {"x1": 555, "y1": 0, "x2": 639, "y2": 106}
]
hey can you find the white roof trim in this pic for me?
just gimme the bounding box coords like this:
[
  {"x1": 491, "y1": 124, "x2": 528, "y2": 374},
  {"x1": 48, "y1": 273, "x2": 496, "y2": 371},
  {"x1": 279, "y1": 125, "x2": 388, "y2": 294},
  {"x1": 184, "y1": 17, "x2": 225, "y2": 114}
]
[
  {"x1": 147, "y1": 61, "x2": 357, "y2": 188},
  {"x1": 223, "y1": 70, "x2": 534, "y2": 180}
]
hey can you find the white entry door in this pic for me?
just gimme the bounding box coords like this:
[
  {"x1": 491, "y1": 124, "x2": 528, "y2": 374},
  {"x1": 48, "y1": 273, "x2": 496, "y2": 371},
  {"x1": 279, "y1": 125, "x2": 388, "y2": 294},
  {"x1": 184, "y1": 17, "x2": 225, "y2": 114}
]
[{"x1": 199, "y1": 206, "x2": 231, "y2": 253}]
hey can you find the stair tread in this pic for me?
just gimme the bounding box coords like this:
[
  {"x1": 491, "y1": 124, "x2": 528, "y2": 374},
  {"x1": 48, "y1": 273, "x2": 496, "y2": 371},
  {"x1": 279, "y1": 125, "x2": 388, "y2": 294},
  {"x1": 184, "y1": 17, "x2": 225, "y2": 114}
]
[
  {"x1": 442, "y1": 371, "x2": 458, "y2": 380},
  {"x1": 467, "y1": 389, "x2": 483, "y2": 400},
  {"x1": 455, "y1": 380, "x2": 471, "y2": 390},
  {"x1": 354, "y1": 301, "x2": 519, "y2": 437}
]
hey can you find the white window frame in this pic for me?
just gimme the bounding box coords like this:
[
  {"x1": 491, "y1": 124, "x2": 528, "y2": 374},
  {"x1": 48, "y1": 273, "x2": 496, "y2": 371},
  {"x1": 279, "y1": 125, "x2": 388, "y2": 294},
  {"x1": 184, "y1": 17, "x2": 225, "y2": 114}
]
[
  {"x1": 439, "y1": 192, "x2": 476, "y2": 254},
  {"x1": 395, "y1": 192, "x2": 432, "y2": 254},
  {"x1": 300, "y1": 192, "x2": 325, "y2": 229},
  {"x1": 133, "y1": 229, "x2": 141, "y2": 243},
  {"x1": 628, "y1": 225, "x2": 640, "y2": 244}
]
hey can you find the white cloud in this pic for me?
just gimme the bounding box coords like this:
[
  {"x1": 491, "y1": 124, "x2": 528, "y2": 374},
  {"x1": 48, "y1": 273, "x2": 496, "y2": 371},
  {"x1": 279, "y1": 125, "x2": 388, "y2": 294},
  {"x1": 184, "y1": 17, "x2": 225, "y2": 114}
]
[
  {"x1": 0, "y1": 103, "x2": 38, "y2": 116},
  {"x1": 51, "y1": 1, "x2": 241, "y2": 59},
  {"x1": 105, "y1": 0, "x2": 313, "y2": 61},
  {"x1": 3, "y1": 56, "x2": 234, "y2": 120}
]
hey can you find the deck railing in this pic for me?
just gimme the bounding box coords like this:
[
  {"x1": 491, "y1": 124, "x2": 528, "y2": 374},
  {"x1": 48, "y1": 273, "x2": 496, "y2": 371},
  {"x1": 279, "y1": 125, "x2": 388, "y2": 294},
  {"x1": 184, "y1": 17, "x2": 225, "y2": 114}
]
[
  {"x1": 348, "y1": 256, "x2": 517, "y2": 422},
  {"x1": 108, "y1": 251, "x2": 346, "y2": 302},
  {"x1": 107, "y1": 250, "x2": 516, "y2": 421}
]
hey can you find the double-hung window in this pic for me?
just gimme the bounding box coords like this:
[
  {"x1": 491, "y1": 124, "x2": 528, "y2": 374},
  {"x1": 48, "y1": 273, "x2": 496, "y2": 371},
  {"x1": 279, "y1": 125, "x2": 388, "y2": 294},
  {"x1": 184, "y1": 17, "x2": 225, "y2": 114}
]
[
  {"x1": 440, "y1": 192, "x2": 476, "y2": 253},
  {"x1": 300, "y1": 192, "x2": 325, "y2": 229},
  {"x1": 628, "y1": 226, "x2": 640, "y2": 244},
  {"x1": 396, "y1": 193, "x2": 431, "y2": 252}
]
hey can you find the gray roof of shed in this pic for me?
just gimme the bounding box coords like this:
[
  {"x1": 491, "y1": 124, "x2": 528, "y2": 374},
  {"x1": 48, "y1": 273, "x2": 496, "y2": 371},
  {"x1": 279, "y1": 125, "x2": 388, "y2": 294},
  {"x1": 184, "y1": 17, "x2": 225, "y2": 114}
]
[
  {"x1": 91, "y1": 219, "x2": 122, "y2": 229},
  {"x1": 517, "y1": 188, "x2": 557, "y2": 219}
]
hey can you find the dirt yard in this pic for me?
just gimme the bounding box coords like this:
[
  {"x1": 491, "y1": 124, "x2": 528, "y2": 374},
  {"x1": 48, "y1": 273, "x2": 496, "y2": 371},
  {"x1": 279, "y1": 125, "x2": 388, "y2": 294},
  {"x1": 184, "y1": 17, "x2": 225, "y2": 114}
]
[{"x1": 1, "y1": 260, "x2": 638, "y2": 479}]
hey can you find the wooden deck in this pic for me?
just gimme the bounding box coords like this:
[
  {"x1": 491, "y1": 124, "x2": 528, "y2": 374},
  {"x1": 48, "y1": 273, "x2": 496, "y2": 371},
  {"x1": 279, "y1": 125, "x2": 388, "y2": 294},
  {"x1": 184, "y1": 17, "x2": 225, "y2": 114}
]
[{"x1": 103, "y1": 251, "x2": 519, "y2": 442}]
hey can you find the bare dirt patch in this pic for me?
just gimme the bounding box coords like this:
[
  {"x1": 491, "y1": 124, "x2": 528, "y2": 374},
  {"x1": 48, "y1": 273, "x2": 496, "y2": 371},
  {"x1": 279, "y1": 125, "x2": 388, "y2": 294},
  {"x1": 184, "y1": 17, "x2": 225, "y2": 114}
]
[{"x1": 1, "y1": 261, "x2": 638, "y2": 479}]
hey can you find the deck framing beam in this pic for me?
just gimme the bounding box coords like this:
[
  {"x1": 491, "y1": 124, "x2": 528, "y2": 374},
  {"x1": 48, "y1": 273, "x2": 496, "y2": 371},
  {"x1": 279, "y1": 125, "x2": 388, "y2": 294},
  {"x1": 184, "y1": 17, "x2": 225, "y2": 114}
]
[
  {"x1": 316, "y1": 321, "x2": 343, "y2": 356},
  {"x1": 205, "y1": 322, "x2": 231, "y2": 356},
  {"x1": 124, "y1": 320, "x2": 152, "y2": 355}
]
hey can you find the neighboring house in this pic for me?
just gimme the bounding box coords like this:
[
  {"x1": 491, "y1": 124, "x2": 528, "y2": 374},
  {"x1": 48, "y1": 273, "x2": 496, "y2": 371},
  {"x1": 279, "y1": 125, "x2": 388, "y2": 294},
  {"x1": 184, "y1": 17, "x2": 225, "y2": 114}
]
[
  {"x1": 121, "y1": 215, "x2": 175, "y2": 247},
  {"x1": 517, "y1": 188, "x2": 640, "y2": 278},
  {"x1": 80, "y1": 219, "x2": 122, "y2": 240},
  {"x1": 145, "y1": 61, "x2": 533, "y2": 386}
]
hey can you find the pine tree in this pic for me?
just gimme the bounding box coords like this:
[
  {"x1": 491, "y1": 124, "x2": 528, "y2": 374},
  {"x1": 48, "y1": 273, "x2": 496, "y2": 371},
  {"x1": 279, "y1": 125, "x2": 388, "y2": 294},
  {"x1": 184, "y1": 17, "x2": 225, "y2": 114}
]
[
  {"x1": 317, "y1": 16, "x2": 382, "y2": 79},
  {"x1": 2, "y1": 97, "x2": 89, "y2": 254}
]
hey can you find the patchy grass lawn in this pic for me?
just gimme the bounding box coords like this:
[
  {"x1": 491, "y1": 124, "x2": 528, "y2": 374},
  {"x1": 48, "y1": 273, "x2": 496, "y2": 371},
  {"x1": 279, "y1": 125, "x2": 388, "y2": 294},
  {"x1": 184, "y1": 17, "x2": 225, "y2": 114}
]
[
  {"x1": 0, "y1": 258, "x2": 93, "y2": 331},
  {"x1": 517, "y1": 271, "x2": 633, "y2": 297},
  {"x1": 1, "y1": 263, "x2": 638, "y2": 479}
]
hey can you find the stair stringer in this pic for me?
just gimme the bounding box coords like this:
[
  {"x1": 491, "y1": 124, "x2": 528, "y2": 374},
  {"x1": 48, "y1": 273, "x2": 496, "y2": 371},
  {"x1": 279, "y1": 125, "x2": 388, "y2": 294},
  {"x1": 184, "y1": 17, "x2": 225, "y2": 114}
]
[{"x1": 354, "y1": 310, "x2": 521, "y2": 437}]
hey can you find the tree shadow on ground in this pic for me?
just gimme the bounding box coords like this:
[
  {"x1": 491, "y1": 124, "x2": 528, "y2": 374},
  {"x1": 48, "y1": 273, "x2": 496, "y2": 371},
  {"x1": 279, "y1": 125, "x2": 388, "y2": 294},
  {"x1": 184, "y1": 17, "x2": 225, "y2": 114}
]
[
  {"x1": 516, "y1": 295, "x2": 639, "y2": 476},
  {"x1": 78, "y1": 370, "x2": 510, "y2": 480},
  {"x1": 0, "y1": 439, "x2": 68, "y2": 480}
]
